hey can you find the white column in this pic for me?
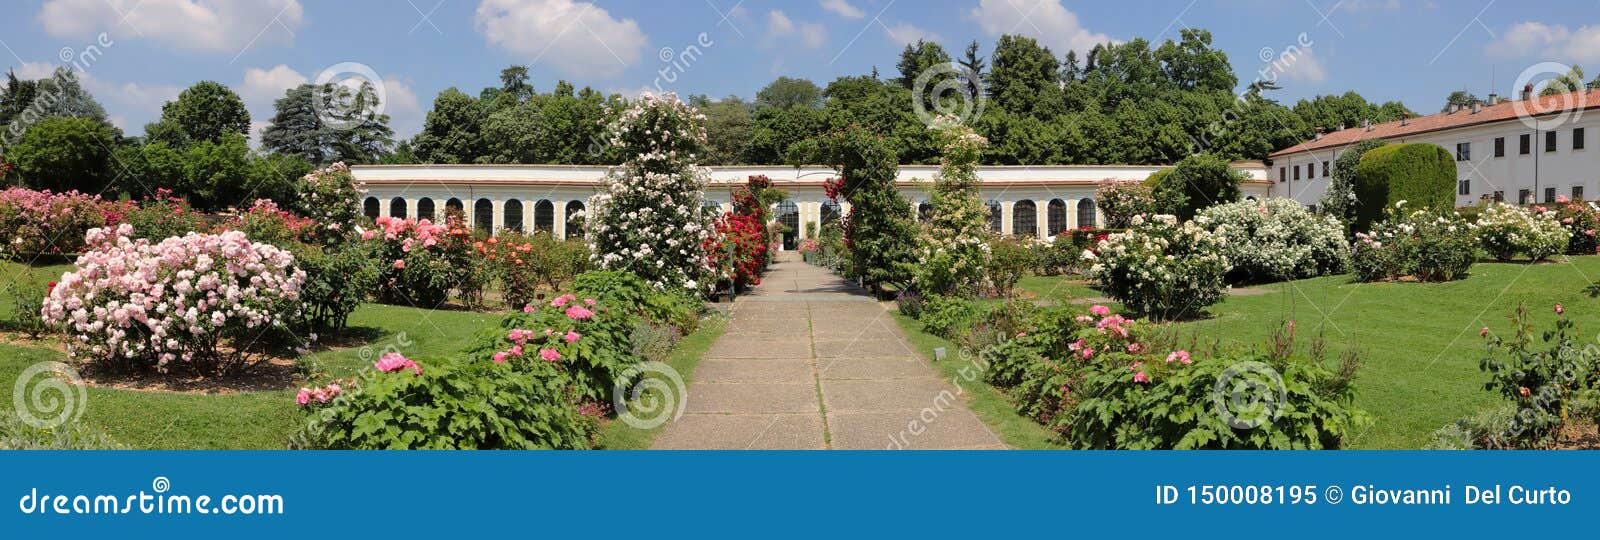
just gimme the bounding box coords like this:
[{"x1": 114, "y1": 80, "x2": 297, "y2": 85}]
[
  {"x1": 378, "y1": 197, "x2": 391, "y2": 219},
  {"x1": 554, "y1": 201, "x2": 567, "y2": 240},
  {"x1": 406, "y1": 197, "x2": 418, "y2": 219},
  {"x1": 1001, "y1": 201, "x2": 1015, "y2": 236},
  {"x1": 1066, "y1": 199, "x2": 1080, "y2": 230},
  {"x1": 491, "y1": 199, "x2": 504, "y2": 234},
  {"x1": 1035, "y1": 203, "x2": 1048, "y2": 240}
]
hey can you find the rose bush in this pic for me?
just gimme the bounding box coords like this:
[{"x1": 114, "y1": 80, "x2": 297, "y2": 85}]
[
  {"x1": 587, "y1": 92, "x2": 716, "y2": 293},
  {"x1": 1473, "y1": 202, "x2": 1570, "y2": 262},
  {"x1": 1095, "y1": 180, "x2": 1156, "y2": 229},
  {"x1": 477, "y1": 232, "x2": 591, "y2": 310},
  {"x1": 1549, "y1": 196, "x2": 1598, "y2": 255},
  {"x1": 1352, "y1": 208, "x2": 1476, "y2": 282},
  {"x1": 1197, "y1": 197, "x2": 1349, "y2": 284},
  {"x1": 1083, "y1": 214, "x2": 1229, "y2": 320},
  {"x1": 42, "y1": 225, "x2": 306, "y2": 374},
  {"x1": 291, "y1": 162, "x2": 366, "y2": 244},
  {"x1": 0, "y1": 187, "x2": 130, "y2": 259},
  {"x1": 913, "y1": 120, "x2": 992, "y2": 296},
  {"x1": 363, "y1": 215, "x2": 474, "y2": 308}
]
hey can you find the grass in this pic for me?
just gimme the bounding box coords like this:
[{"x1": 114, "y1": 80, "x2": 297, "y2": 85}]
[
  {"x1": 890, "y1": 312, "x2": 1067, "y2": 449},
  {"x1": 594, "y1": 314, "x2": 727, "y2": 449},
  {"x1": 1012, "y1": 255, "x2": 1600, "y2": 449},
  {"x1": 0, "y1": 260, "x2": 726, "y2": 449}
]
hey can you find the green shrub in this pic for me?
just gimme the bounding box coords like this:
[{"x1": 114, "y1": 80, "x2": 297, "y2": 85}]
[
  {"x1": 1553, "y1": 200, "x2": 1600, "y2": 255},
  {"x1": 1033, "y1": 234, "x2": 1080, "y2": 276},
  {"x1": 1318, "y1": 138, "x2": 1387, "y2": 225},
  {"x1": 1472, "y1": 202, "x2": 1570, "y2": 262},
  {"x1": 0, "y1": 412, "x2": 119, "y2": 450},
  {"x1": 1150, "y1": 153, "x2": 1245, "y2": 221},
  {"x1": 1352, "y1": 208, "x2": 1476, "y2": 282},
  {"x1": 571, "y1": 270, "x2": 700, "y2": 333},
  {"x1": 121, "y1": 189, "x2": 205, "y2": 241},
  {"x1": 295, "y1": 355, "x2": 595, "y2": 450},
  {"x1": 915, "y1": 294, "x2": 987, "y2": 340},
  {"x1": 1084, "y1": 214, "x2": 1229, "y2": 320},
  {"x1": 1424, "y1": 406, "x2": 1518, "y2": 450},
  {"x1": 1197, "y1": 197, "x2": 1349, "y2": 284},
  {"x1": 1352, "y1": 143, "x2": 1456, "y2": 232},
  {"x1": 987, "y1": 235, "x2": 1036, "y2": 296},
  {"x1": 2, "y1": 276, "x2": 49, "y2": 338},
  {"x1": 289, "y1": 241, "x2": 378, "y2": 332},
  {"x1": 1477, "y1": 303, "x2": 1597, "y2": 448},
  {"x1": 469, "y1": 293, "x2": 643, "y2": 403}
]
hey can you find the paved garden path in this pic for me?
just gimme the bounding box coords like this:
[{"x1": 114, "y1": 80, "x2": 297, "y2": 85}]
[{"x1": 653, "y1": 253, "x2": 1005, "y2": 450}]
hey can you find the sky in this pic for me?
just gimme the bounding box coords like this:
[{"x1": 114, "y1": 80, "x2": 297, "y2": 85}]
[{"x1": 1, "y1": 0, "x2": 1598, "y2": 143}]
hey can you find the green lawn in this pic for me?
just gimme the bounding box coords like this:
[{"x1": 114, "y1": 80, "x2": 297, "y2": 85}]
[
  {"x1": 1012, "y1": 255, "x2": 1600, "y2": 448},
  {"x1": 0, "y1": 260, "x2": 726, "y2": 449}
]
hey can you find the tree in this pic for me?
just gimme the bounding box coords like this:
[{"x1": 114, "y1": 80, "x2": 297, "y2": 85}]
[
  {"x1": 151, "y1": 81, "x2": 251, "y2": 145},
  {"x1": 986, "y1": 34, "x2": 1061, "y2": 116},
  {"x1": 1154, "y1": 28, "x2": 1236, "y2": 92},
  {"x1": 7, "y1": 116, "x2": 119, "y2": 193},
  {"x1": 0, "y1": 70, "x2": 39, "y2": 132},
  {"x1": 177, "y1": 133, "x2": 253, "y2": 210},
  {"x1": 499, "y1": 65, "x2": 534, "y2": 102},
  {"x1": 411, "y1": 88, "x2": 486, "y2": 164},
  {"x1": 1293, "y1": 92, "x2": 1411, "y2": 133},
  {"x1": 894, "y1": 39, "x2": 952, "y2": 89},
  {"x1": 803, "y1": 126, "x2": 918, "y2": 289},
  {"x1": 261, "y1": 83, "x2": 394, "y2": 166},
  {"x1": 1150, "y1": 153, "x2": 1245, "y2": 220},
  {"x1": 754, "y1": 76, "x2": 822, "y2": 109},
  {"x1": 959, "y1": 40, "x2": 986, "y2": 97},
  {"x1": 747, "y1": 104, "x2": 823, "y2": 164},
  {"x1": 1440, "y1": 90, "x2": 1483, "y2": 112},
  {"x1": 1320, "y1": 138, "x2": 1387, "y2": 224},
  {"x1": 1541, "y1": 65, "x2": 1588, "y2": 96},
  {"x1": 28, "y1": 68, "x2": 110, "y2": 124},
  {"x1": 1352, "y1": 143, "x2": 1455, "y2": 232},
  {"x1": 695, "y1": 95, "x2": 754, "y2": 165}
]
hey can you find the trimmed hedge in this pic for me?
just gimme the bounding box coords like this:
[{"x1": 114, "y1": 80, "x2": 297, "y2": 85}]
[{"x1": 1352, "y1": 143, "x2": 1456, "y2": 232}]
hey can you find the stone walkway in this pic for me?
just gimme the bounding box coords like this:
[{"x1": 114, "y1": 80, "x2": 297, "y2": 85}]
[{"x1": 653, "y1": 253, "x2": 1005, "y2": 450}]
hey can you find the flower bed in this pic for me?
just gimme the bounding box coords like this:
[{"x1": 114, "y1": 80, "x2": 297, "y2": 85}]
[
  {"x1": 1473, "y1": 202, "x2": 1570, "y2": 262},
  {"x1": 1549, "y1": 196, "x2": 1598, "y2": 255},
  {"x1": 41, "y1": 225, "x2": 306, "y2": 373},
  {"x1": 1352, "y1": 208, "x2": 1476, "y2": 282},
  {"x1": 1197, "y1": 198, "x2": 1349, "y2": 283}
]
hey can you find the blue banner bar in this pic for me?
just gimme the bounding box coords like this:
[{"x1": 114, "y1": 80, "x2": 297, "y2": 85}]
[{"x1": 2, "y1": 451, "x2": 1594, "y2": 537}]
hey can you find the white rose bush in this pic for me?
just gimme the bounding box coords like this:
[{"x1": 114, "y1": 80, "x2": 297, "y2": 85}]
[
  {"x1": 42, "y1": 224, "x2": 307, "y2": 374},
  {"x1": 1197, "y1": 197, "x2": 1349, "y2": 283},
  {"x1": 1084, "y1": 214, "x2": 1230, "y2": 320},
  {"x1": 587, "y1": 92, "x2": 716, "y2": 293},
  {"x1": 1473, "y1": 202, "x2": 1570, "y2": 262}
]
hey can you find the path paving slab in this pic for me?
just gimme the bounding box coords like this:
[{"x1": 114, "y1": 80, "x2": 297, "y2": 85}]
[
  {"x1": 652, "y1": 253, "x2": 1002, "y2": 449},
  {"x1": 653, "y1": 414, "x2": 826, "y2": 450},
  {"x1": 827, "y1": 410, "x2": 1005, "y2": 450}
]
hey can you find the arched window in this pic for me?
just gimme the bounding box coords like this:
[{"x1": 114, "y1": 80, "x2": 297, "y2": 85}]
[
  {"x1": 1012, "y1": 200, "x2": 1037, "y2": 237},
  {"x1": 986, "y1": 200, "x2": 1002, "y2": 232},
  {"x1": 417, "y1": 198, "x2": 435, "y2": 221},
  {"x1": 1077, "y1": 198, "x2": 1097, "y2": 228},
  {"x1": 565, "y1": 200, "x2": 586, "y2": 238},
  {"x1": 363, "y1": 197, "x2": 379, "y2": 219},
  {"x1": 776, "y1": 200, "x2": 800, "y2": 250},
  {"x1": 503, "y1": 199, "x2": 524, "y2": 232},
  {"x1": 822, "y1": 201, "x2": 842, "y2": 225},
  {"x1": 1047, "y1": 199, "x2": 1068, "y2": 236},
  {"x1": 703, "y1": 200, "x2": 722, "y2": 214},
  {"x1": 474, "y1": 199, "x2": 493, "y2": 232},
  {"x1": 446, "y1": 198, "x2": 464, "y2": 216},
  {"x1": 917, "y1": 202, "x2": 933, "y2": 222},
  {"x1": 389, "y1": 197, "x2": 407, "y2": 219},
  {"x1": 534, "y1": 200, "x2": 555, "y2": 233}
]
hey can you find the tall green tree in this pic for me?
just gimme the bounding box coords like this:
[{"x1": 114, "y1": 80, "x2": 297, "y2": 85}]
[
  {"x1": 986, "y1": 35, "x2": 1061, "y2": 116},
  {"x1": 804, "y1": 126, "x2": 918, "y2": 289},
  {"x1": 1153, "y1": 29, "x2": 1235, "y2": 92},
  {"x1": 7, "y1": 116, "x2": 120, "y2": 193},
  {"x1": 1541, "y1": 65, "x2": 1588, "y2": 96},
  {"x1": 958, "y1": 40, "x2": 986, "y2": 97},
  {"x1": 693, "y1": 95, "x2": 754, "y2": 165},
  {"x1": 411, "y1": 88, "x2": 485, "y2": 164},
  {"x1": 260, "y1": 82, "x2": 393, "y2": 166},
  {"x1": 1292, "y1": 92, "x2": 1411, "y2": 133},
  {"x1": 148, "y1": 81, "x2": 251, "y2": 146},
  {"x1": 893, "y1": 39, "x2": 952, "y2": 89},
  {"x1": 754, "y1": 76, "x2": 823, "y2": 109},
  {"x1": 1440, "y1": 90, "x2": 1483, "y2": 112}
]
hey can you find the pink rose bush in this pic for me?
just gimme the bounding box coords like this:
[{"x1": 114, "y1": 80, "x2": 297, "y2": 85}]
[
  {"x1": 363, "y1": 215, "x2": 475, "y2": 308},
  {"x1": 290, "y1": 162, "x2": 367, "y2": 244},
  {"x1": 0, "y1": 187, "x2": 131, "y2": 258},
  {"x1": 468, "y1": 293, "x2": 637, "y2": 402},
  {"x1": 42, "y1": 224, "x2": 306, "y2": 373}
]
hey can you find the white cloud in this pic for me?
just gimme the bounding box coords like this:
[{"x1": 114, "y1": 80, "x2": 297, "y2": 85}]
[
  {"x1": 967, "y1": 0, "x2": 1112, "y2": 57},
  {"x1": 10, "y1": 61, "x2": 61, "y2": 81},
  {"x1": 381, "y1": 76, "x2": 423, "y2": 140},
  {"x1": 1278, "y1": 49, "x2": 1328, "y2": 85},
  {"x1": 883, "y1": 22, "x2": 940, "y2": 47},
  {"x1": 766, "y1": 10, "x2": 827, "y2": 49},
  {"x1": 473, "y1": 0, "x2": 647, "y2": 78},
  {"x1": 820, "y1": 0, "x2": 864, "y2": 19},
  {"x1": 1338, "y1": 0, "x2": 1401, "y2": 12},
  {"x1": 38, "y1": 0, "x2": 304, "y2": 53},
  {"x1": 240, "y1": 64, "x2": 308, "y2": 108},
  {"x1": 236, "y1": 65, "x2": 425, "y2": 142},
  {"x1": 1488, "y1": 22, "x2": 1600, "y2": 64}
]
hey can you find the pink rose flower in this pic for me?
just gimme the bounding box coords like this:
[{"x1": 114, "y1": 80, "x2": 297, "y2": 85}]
[
  {"x1": 1479, "y1": 327, "x2": 1490, "y2": 338},
  {"x1": 1133, "y1": 371, "x2": 1150, "y2": 384},
  {"x1": 583, "y1": 298, "x2": 596, "y2": 306},
  {"x1": 565, "y1": 330, "x2": 581, "y2": 343},
  {"x1": 1166, "y1": 350, "x2": 1191, "y2": 364},
  {"x1": 1090, "y1": 305, "x2": 1111, "y2": 316},
  {"x1": 565, "y1": 306, "x2": 594, "y2": 320},
  {"x1": 295, "y1": 388, "x2": 311, "y2": 406},
  {"x1": 1555, "y1": 303, "x2": 1564, "y2": 315},
  {"x1": 539, "y1": 348, "x2": 561, "y2": 362},
  {"x1": 392, "y1": 259, "x2": 405, "y2": 269},
  {"x1": 492, "y1": 351, "x2": 508, "y2": 363}
]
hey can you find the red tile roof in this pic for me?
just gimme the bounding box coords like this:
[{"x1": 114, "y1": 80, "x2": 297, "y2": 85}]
[{"x1": 1269, "y1": 88, "x2": 1600, "y2": 157}]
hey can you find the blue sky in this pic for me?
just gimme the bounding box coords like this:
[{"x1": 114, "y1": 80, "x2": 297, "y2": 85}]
[{"x1": 2, "y1": 0, "x2": 1597, "y2": 142}]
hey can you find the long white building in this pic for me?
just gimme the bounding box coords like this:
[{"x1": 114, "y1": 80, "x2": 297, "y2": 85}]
[
  {"x1": 1270, "y1": 87, "x2": 1600, "y2": 208},
  {"x1": 351, "y1": 163, "x2": 1272, "y2": 249}
]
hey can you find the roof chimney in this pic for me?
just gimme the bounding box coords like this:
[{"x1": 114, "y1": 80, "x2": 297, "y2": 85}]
[
  {"x1": 1471, "y1": 102, "x2": 1482, "y2": 113},
  {"x1": 1401, "y1": 112, "x2": 1410, "y2": 126},
  {"x1": 1448, "y1": 103, "x2": 1460, "y2": 114},
  {"x1": 1363, "y1": 118, "x2": 1372, "y2": 131},
  {"x1": 1522, "y1": 83, "x2": 1534, "y2": 101},
  {"x1": 1314, "y1": 127, "x2": 1324, "y2": 140},
  {"x1": 1488, "y1": 92, "x2": 1499, "y2": 104}
]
